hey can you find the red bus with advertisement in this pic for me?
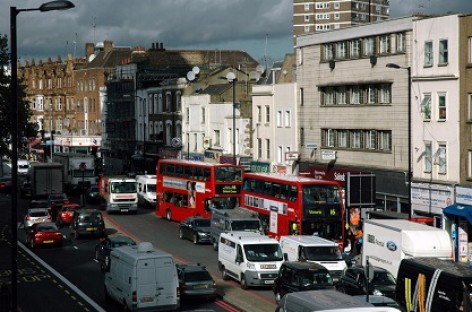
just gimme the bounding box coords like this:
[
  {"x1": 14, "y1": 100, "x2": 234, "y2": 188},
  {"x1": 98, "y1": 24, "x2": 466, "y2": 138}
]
[
  {"x1": 156, "y1": 159, "x2": 243, "y2": 222},
  {"x1": 241, "y1": 172, "x2": 345, "y2": 246}
]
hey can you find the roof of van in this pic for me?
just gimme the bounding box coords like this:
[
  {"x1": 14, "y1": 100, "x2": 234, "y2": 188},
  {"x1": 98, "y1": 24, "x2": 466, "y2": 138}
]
[
  {"x1": 282, "y1": 289, "x2": 373, "y2": 309},
  {"x1": 365, "y1": 219, "x2": 443, "y2": 232},
  {"x1": 110, "y1": 242, "x2": 173, "y2": 263},
  {"x1": 222, "y1": 232, "x2": 278, "y2": 244},
  {"x1": 280, "y1": 235, "x2": 338, "y2": 246},
  {"x1": 401, "y1": 257, "x2": 472, "y2": 277},
  {"x1": 136, "y1": 174, "x2": 156, "y2": 180}
]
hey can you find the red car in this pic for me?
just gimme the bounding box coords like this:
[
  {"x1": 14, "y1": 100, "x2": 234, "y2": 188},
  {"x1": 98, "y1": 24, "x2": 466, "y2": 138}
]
[
  {"x1": 56, "y1": 202, "x2": 81, "y2": 226},
  {"x1": 26, "y1": 222, "x2": 63, "y2": 249}
]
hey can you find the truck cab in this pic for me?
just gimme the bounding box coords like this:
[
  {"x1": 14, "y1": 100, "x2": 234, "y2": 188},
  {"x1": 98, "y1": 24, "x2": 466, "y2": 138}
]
[{"x1": 99, "y1": 176, "x2": 138, "y2": 214}]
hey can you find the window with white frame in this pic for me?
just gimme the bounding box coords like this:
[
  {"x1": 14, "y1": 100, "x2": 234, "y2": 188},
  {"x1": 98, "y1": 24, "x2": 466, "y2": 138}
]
[
  {"x1": 326, "y1": 129, "x2": 335, "y2": 147},
  {"x1": 439, "y1": 39, "x2": 448, "y2": 64},
  {"x1": 324, "y1": 87, "x2": 335, "y2": 105},
  {"x1": 424, "y1": 142, "x2": 432, "y2": 173},
  {"x1": 186, "y1": 108, "x2": 190, "y2": 123},
  {"x1": 300, "y1": 88, "x2": 304, "y2": 106},
  {"x1": 396, "y1": 33, "x2": 405, "y2": 52},
  {"x1": 176, "y1": 92, "x2": 182, "y2": 112},
  {"x1": 380, "y1": 131, "x2": 391, "y2": 150},
  {"x1": 337, "y1": 130, "x2": 347, "y2": 147},
  {"x1": 350, "y1": 40, "x2": 360, "y2": 58},
  {"x1": 304, "y1": 25, "x2": 310, "y2": 33},
  {"x1": 424, "y1": 41, "x2": 433, "y2": 66},
  {"x1": 201, "y1": 107, "x2": 206, "y2": 123},
  {"x1": 368, "y1": 85, "x2": 378, "y2": 104},
  {"x1": 214, "y1": 130, "x2": 221, "y2": 146},
  {"x1": 334, "y1": 2, "x2": 340, "y2": 9},
  {"x1": 193, "y1": 133, "x2": 198, "y2": 151},
  {"x1": 257, "y1": 106, "x2": 262, "y2": 123},
  {"x1": 351, "y1": 131, "x2": 361, "y2": 148},
  {"x1": 257, "y1": 138, "x2": 262, "y2": 158},
  {"x1": 336, "y1": 42, "x2": 347, "y2": 59},
  {"x1": 421, "y1": 94, "x2": 431, "y2": 120},
  {"x1": 379, "y1": 84, "x2": 391, "y2": 104},
  {"x1": 304, "y1": 3, "x2": 310, "y2": 11},
  {"x1": 469, "y1": 37, "x2": 472, "y2": 64},
  {"x1": 285, "y1": 110, "x2": 291, "y2": 127},
  {"x1": 165, "y1": 123, "x2": 172, "y2": 146},
  {"x1": 468, "y1": 94, "x2": 472, "y2": 121},
  {"x1": 336, "y1": 86, "x2": 347, "y2": 104},
  {"x1": 300, "y1": 128, "x2": 304, "y2": 146},
  {"x1": 438, "y1": 94, "x2": 446, "y2": 121},
  {"x1": 468, "y1": 150, "x2": 472, "y2": 179},
  {"x1": 266, "y1": 139, "x2": 270, "y2": 159},
  {"x1": 277, "y1": 146, "x2": 283, "y2": 163},
  {"x1": 367, "y1": 130, "x2": 377, "y2": 149},
  {"x1": 277, "y1": 110, "x2": 282, "y2": 127},
  {"x1": 379, "y1": 35, "x2": 390, "y2": 54},
  {"x1": 363, "y1": 37, "x2": 375, "y2": 56},
  {"x1": 324, "y1": 44, "x2": 334, "y2": 60},
  {"x1": 265, "y1": 106, "x2": 270, "y2": 123},
  {"x1": 351, "y1": 86, "x2": 360, "y2": 104},
  {"x1": 437, "y1": 144, "x2": 446, "y2": 174},
  {"x1": 334, "y1": 13, "x2": 340, "y2": 20},
  {"x1": 165, "y1": 92, "x2": 171, "y2": 111},
  {"x1": 157, "y1": 94, "x2": 163, "y2": 113}
]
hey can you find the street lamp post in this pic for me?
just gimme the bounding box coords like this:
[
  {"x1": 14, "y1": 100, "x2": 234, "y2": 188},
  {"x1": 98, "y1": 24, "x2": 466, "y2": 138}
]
[
  {"x1": 10, "y1": 1, "x2": 74, "y2": 309},
  {"x1": 386, "y1": 63, "x2": 412, "y2": 219},
  {"x1": 223, "y1": 72, "x2": 237, "y2": 165}
]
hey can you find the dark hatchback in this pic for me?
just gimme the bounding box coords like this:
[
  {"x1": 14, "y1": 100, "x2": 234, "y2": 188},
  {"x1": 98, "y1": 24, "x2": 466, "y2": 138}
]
[
  {"x1": 86, "y1": 185, "x2": 100, "y2": 204},
  {"x1": 273, "y1": 261, "x2": 335, "y2": 304},
  {"x1": 94, "y1": 234, "x2": 136, "y2": 271},
  {"x1": 69, "y1": 209, "x2": 105, "y2": 239},
  {"x1": 176, "y1": 263, "x2": 217, "y2": 300},
  {"x1": 179, "y1": 217, "x2": 211, "y2": 244},
  {"x1": 339, "y1": 266, "x2": 396, "y2": 299}
]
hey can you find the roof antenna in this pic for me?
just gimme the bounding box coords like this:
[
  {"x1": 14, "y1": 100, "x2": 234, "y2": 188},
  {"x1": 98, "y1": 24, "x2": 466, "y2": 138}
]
[
  {"x1": 264, "y1": 33, "x2": 269, "y2": 74},
  {"x1": 92, "y1": 16, "x2": 96, "y2": 44}
]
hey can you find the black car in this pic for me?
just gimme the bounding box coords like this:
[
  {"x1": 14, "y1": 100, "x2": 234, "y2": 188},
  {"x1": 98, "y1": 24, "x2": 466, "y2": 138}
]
[
  {"x1": 94, "y1": 234, "x2": 136, "y2": 271},
  {"x1": 20, "y1": 181, "x2": 32, "y2": 198},
  {"x1": 86, "y1": 185, "x2": 100, "y2": 204},
  {"x1": 176, "y1": 263, "x2": 217, "y2": 300},
  {"x1": 69, "y1": 209, "x2": 105, "y2": 239},
  {"x1": 339, "y1": 266, "x2": 396, "y2": 299},
  {"x1": 273, "y1": 261, "x2": 335, "y2": 304},
  {"x1": 179, "y1": 217, "x2": 211, "y2": 244}
]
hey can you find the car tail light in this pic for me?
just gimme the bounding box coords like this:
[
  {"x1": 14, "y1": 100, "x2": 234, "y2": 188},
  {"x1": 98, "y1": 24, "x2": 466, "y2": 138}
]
[
  {"x1": 132, "y1": 291, "x2": 137, "y2": 303},
  {"x1": 26, "y1": 215, "x2": 31, "y2": 220}
]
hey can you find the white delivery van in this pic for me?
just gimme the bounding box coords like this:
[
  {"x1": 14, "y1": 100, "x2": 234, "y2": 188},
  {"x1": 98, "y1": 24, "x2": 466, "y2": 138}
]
[
  {"x1": 136, "y1": 174, "x2": 157, "y2": 208},
  {"x1": 280, "y1": 235, "x2": 347, "y2": 283},
  {"x1": 362, "y1": 219, "x2": 453, "y2": 277},
  {"x1": 104, "y1": 242, "x2": 180, "y2": 311},
  {"x1": 218, "y1": 231, "x2": 284, "y2": 289}
]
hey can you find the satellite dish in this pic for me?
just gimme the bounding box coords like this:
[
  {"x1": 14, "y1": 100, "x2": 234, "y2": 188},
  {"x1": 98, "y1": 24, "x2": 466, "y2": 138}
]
[
  {"x1": 192, "y1": 66, "x2": 200, "y2": 75},
  {"x1": 171, "y1": 137, "x2": 182, "y2": 148},
  {"x1": 256, "y1": 65, "x2": 265, "y2": 73},
  {"x1": 226, "y1": 71, "x2": 236, "y2": 82},
  {"x1": 249, "y1": 71, "x2": 261, "y2": 81},
  {"x1": 187, "y1": 71, "x2": 196, "y2": 81}
]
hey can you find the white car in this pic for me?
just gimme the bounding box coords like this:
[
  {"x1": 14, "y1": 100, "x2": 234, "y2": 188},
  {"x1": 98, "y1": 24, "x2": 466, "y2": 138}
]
[{"x1": 24, "y1": 208, "x2": 51, "y2": 229}]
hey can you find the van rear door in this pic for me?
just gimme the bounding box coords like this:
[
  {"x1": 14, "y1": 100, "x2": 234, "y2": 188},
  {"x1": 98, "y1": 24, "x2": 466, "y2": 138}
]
[{"x1": 136, "y1": 257, "x2": 177, "y2": 309}]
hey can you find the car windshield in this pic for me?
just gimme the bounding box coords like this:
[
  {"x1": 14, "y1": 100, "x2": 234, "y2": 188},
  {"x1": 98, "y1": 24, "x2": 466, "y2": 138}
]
[
  {"x1": 231, "y1": 220, "x2": 260, "y2": 232},
  {"x1": 303, "y1": 246, "x2": 343, "y2": 261},
  {"x1": 299, "y1": 271, "x2": 334, "y2": 287},
  {"x1": 111, "y1": 182, "x2": 137, "y2": 193},
  {"x1": 184, "y1": 271, "x2": 212, "y2": 282},
  {"x1": 145, "y1": 184, "x2": 156, "y2": 192},
  {"x1": 371, "y1": 271, "x2": 396, "y2": 286},
  {"x1": 79, "y1": 213, "x2": 102, "y2": 222},
  {"x1": 244, "y1": 243, "x2": 283, "y2": 262},
  {"x1": 37, "y1": 224, "x2": 58, "y2": 232},
  {"x1": 111, "y1": 240, "x2": 136, "y2": 248},
  {"x1": 194, "y1": 219, "x2": 210, "y2": 227},
  {"x1": 215, "y1": 166, "x2": 242, "y2": 182}
]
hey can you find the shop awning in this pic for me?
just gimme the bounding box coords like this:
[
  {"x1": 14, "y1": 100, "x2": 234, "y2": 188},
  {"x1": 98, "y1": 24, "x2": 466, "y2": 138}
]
[{"x1": 444, "y1": 204, "x2": 472, "y2": 224}]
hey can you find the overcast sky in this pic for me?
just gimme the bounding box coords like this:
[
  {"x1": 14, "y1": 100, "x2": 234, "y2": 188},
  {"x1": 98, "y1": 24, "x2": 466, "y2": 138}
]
[{"x1": 1, "y1": 0, "x2": 472, "y2": 67}]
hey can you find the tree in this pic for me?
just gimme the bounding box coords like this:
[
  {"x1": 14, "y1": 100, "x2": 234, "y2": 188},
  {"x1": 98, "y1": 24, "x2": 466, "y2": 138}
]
[{"x1": 0, "y1": 34, "x2": 36, "y2": 158}]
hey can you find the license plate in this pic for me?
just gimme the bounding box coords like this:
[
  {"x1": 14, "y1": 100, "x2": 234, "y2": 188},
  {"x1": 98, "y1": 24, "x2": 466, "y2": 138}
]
[
  {"x1": 194, "y1": 284, "x2": 207, "y2": 289},
  {"x1": 43, "y1": 240, "x2": 54, "y2": 244},
  {"x1": 120, "y1": 209, "x2": 129, "y2": 212},
  {"x1": 86, "y1": 227, "x2": 96, "y2": 231},
  {"x1": 264, "y1": 280, "x2": 274, "y2": 285},
  {"x1": 141, "y1": 296, "x2": 154, "y2": 303}
]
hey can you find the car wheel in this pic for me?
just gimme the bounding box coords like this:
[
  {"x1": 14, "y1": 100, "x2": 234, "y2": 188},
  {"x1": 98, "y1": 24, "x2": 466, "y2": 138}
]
[
  {"x1": 222, "y1": 266, "x2": 229, "y2": 281},
  {"x1": 240, "y1": 274, "x2": 248, "y2": 289},
  {"x1": 193, "y1": 233, "x2": 199, "y2": 244},
  {"x1": 166, "y1": 209, "x2": 171, "y2": 221},
  {"x1": 275, "y1": 292, "x2": 281, "y2": 304},
  {"x1": 179, "y1": 229, "x2": 184, "y2": 240}
]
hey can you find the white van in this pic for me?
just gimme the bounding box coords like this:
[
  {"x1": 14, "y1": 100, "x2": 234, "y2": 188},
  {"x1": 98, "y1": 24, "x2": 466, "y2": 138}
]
[
  {"x1": 18, "y1": 159, "x2": 31, "y2": 176},
  {"x1": 104, "y1": 242, "x2": 180, "y2": 311},
  {"x1": 218, "y1": 232, "x2": 284, "y2": 289},
  {"x1": 280, "y1": 235, "x2": 347, "y2": 283},
  {"x1": 136, "y1": 174, "x2": 156, "y2": 208}
]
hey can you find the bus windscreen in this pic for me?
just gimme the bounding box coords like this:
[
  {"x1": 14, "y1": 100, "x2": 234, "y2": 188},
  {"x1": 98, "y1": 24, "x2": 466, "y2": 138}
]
[{"x1": 215, "y1": 166, "x2": 243, "y2": 182}]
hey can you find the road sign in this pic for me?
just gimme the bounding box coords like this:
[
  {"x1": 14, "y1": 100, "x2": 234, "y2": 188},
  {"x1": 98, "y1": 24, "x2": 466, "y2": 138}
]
[
  {"x1": 285, "y1": 152, "x2": 299, "y2": 161},
  {"x1": 321, "y1": 150, "x2": 336, "y2": 160},
  {"x1": 306, "y1": 143, "x2": 318, "y2": 149}
]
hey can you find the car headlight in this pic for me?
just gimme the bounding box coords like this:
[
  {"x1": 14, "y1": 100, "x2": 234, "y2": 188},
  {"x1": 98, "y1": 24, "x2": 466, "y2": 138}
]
[
  {"x1": 246, "y1": 262, "x2": 256, "y2": 270},
  {"x1": 198, "y1": 232, "x2": 207, "y2": 236},
  {"x1": 373, "y1": 289, "x2": 383, "y2": 296}
]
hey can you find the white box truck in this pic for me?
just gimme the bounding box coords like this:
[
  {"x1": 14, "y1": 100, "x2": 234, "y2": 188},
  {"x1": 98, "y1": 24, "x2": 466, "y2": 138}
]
[
  {"x1": 218, "y1": 231, "x2": 284, "y2": 289},
  {"x1": 136, "y1": 174, "x2": 156, "y2": 208},
  {"x1": 362, "y1": 219, "x2": 452, "y2": 277},
  {"x1": 53, "y1": 153, "x2": 95, "y2": 193},
  {"x1": 279, "y1": 235, "x2": 347, "y2": 283},
  {"x1": 104, "y1": 242, "x2": 180, "y2": 311}
]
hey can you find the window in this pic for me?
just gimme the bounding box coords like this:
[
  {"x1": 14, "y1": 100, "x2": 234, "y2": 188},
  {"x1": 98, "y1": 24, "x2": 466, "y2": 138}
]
[
  {"x1": 379, "y1": 35, "x2": 390, "y2": 54},
  {"x1": 277, "y1": 146, "x2": 283, "y2": 163},
  {"x1": 380, "y1": 131, "x2": 392, "y2": 151},
  {"x1": 257, "y1": 138, "x2": 262, "y2": 158},
  {"x1": 285, "y1": 110, "x2": 291, "y2": 127},
  {"x1": 424, "y1": 142, "x2": 432, "y2": 173},
  {"x1": 304, "y1": 15, "x2": 310, "y2": 22},
  {"x1": 468, "y1": 151, "x2": 472, "y2": 179},
  {"x1": 165, "y1": 92, "x2": 172, "y2": 111},
  {"x1": 337, "y1": 130, "x2": 347, "y2": 147},
  {"x1": 439, "y1": 39, "x2": 448, "y2": 64},
  {"x1": 469, "y1": 37, "x2": 472, "y2": 64},
  {"x1": 214, "y1": 130, "x2": 221, "y2": 146},
  {"x1": 201, "y1": 107, "x2": 206, "y2": 123},
  {"x1": 368, "y1": 85, "x2": 378, "y2": 104},
  {"x1": 368, "y1": 130, "x2": 377, "y2": 149},
  {"x1": 336, "y1": 42, "x2": 347, "y2": 59},
  {"x1": 277, "y1": 111, "x2": 282, "y2": 127},
  {"x1": 351, "y1": 131, "x2": 361, "y2": 148},
  {"x1": 334, "y1": 2, "x2": 340, "y2": 9},
  {"x1": 351, "y1": 86, "x2": 360, "y2": 104},
  {"x1": 266, "y1": 139, "x2": 270, "y2": 159},
  {"x1": 300, "y1": 128, "x2": 304, "y2": 146},
  {"x1": 176, "y1": 92, "x2": 182, "y2": 112},
  {"x1": 186, "y1": 108, "x2": 190, "y2": 123},
  {"x1": 424, "y1": 41, "x2": 433, "y2": 66},
  {"x1": 334, "y1": 13, "x2": 340, "y2": 20},
  {"x1": 350, "y1": 40, "x2": 360, "y2": 58},
  {"x1": 324, "y1": 87, "x2": 335, "y2": 105},
  {"x1": 438, "y1": 94, "x2": 446, "y2": 121},
  {"x1": 363, "y1": 37, "x2": 375, "y2": 56},
  {"x1": 437, "y1": 144, "x2": 447, "y2": 174},
  {"x1": 468, "y1": 94, "x2": 472, "y2": 121},
  {"x1": 304, "y1": 3, "x2": 310, "y2": 11},
  {"x1": 300, "y1": 88, "x2": 304, "y2": 106},
  {"x1": 326, "y1": 129, "x2": 335, "y2": 147},
  {"x1": 324, "y1": 44, "x2": 334, "y2": 61},
  {"x1": 379, "y1": 84, "x2": 391, "y2": 104},
  {"x1": 157, "y1": 94, "x2": 163, "y2": 113},
  {"x1": 265, "y1": 106, "x2": 270, "y2": 123},
  {"x1": 421, "y1": 94, "x2": 431, "y2": 120},
  {"x1": 257, "y1": 106, "x2": 262, "y2": 123},
  {"x1": 304, "y1": 25, "x2": 310, "y2": 33},
  {"x1": 336, "y1": 86, "x2": 347, "y2": 104},
  {"x1": 396, "y1": 33, "x2": 405, "y2": 52}
]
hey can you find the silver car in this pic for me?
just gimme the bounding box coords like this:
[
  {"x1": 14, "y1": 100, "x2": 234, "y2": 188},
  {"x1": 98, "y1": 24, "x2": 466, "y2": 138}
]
[{"x1": 24, "y1": 208, "x2": 51, "y2": 229}]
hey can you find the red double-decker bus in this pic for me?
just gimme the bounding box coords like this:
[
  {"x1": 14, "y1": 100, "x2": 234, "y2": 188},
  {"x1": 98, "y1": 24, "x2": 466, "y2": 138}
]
[
  {"x1": 156, "y1": 159, "x2": 243, "y2": 222},
  {"x1": 241, "y1": 172, "x2": 345, "y2": 245}
]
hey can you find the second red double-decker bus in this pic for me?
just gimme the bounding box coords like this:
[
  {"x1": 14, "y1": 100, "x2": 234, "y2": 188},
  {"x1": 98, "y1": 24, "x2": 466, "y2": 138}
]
[
  {"x1": 241, "y1": 172, "x2": 345, "y2": 245},
  {"x1": 156, "y1": 159, "x2": 243, "y2": 222}
]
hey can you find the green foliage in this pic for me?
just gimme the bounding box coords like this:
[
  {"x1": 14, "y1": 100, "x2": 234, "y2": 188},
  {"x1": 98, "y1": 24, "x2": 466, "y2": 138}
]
[{"x1": 0, "y1": 34, "x2": 36, "y2": 158}]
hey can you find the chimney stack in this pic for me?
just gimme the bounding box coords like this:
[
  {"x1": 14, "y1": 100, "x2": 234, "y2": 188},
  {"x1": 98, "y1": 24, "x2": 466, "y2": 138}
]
[
  {"x1": 85, "y1": 43, "x2": 95, "y2": 59},
  {"x1": 104, "y1": 40, "x2": 113, "y2": 53}
]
